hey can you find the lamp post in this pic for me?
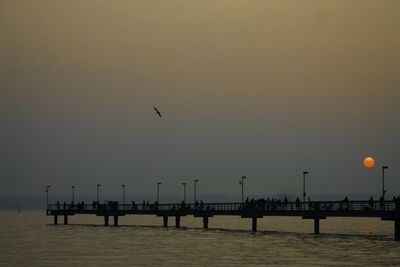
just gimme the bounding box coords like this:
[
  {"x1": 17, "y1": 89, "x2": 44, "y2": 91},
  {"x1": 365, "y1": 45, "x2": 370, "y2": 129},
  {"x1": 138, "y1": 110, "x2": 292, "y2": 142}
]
[
  {"x1": 194, "y1": 179, "x2": 199, "y2": 203},
  {"x1": 240, "y1": 176, "x2": 246, "y2": 203},
  {"x1": 303, "y1": 171, "x2": 308, "y2": 209},
  {"x1": 71, "y1": 185, "x2": 75, "y2": 203},
  {"x1": 157, "y1": 182, "x2": 161, "y2": 203},
  {"x1": 382, "y1": 166, "x2": 388, "y2": 198},
  {"x1": 182, "y1": 182, "x2": 187, "y2": 202},
  {"x1": 45, "y1": 185, "x2": 51, "y2": 208},
  {"x1": 121, "y1": 184, "x2": 125, "y2": 205},
  {"x1": 97, "y1": 184, "x2": 101, "y2": 203}
]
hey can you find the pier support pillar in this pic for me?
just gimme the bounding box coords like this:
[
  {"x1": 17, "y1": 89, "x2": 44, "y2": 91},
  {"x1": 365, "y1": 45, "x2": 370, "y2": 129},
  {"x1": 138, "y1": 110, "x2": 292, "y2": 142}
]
[
  {"x1": 252, "y1": 217, "x2": 257, "y2": 232},
  {"x1": 203, "y1": 217, "x2": 209, "y2": 229},
  {"x1": 104, "y1": 215, "x2": 109, "y2": 226},
  {"x1": 64, "y1": 215, "x2": 68, "y2": 225},
  {"x1": 395, "y1": 219, "x2": 400, "y2": 241},
  {"x1": 303, "y1": 216, "x2": 326, "y2": 235},
  {"x1": 175, "y1": 216, "x2": 181, "y2": 228},
  {"x1": 163, "y1": 216, "x2": 168, "y2": 227},
  {"x1": 314, "y1": 218, "x2": 320, "y2": 235},
  {"x1": 54, "y1": 215, "x2": 58, "y2": 225},
  {"x1": 113, "y1": 216, "x2": 119, "y2": 226}
]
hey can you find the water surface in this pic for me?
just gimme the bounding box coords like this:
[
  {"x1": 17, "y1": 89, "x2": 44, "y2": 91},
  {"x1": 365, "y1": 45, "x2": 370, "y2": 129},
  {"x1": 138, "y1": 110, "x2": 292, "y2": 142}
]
[{"x1": 1, "y1": 211, "x2": 399, "y2": 266}]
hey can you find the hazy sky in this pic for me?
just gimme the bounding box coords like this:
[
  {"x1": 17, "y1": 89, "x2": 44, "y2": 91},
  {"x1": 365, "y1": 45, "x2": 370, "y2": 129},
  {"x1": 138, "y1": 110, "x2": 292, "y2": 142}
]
[{"x1": 1, "y1": 0, "x2": 399, "y2": 199}]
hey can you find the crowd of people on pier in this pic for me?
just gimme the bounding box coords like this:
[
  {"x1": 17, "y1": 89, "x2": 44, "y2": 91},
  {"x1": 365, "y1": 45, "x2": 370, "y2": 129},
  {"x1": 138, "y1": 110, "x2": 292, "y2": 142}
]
[
  {"x1": 127, "y1": 200, "x2": 213, "y2": 211},
  {"x1": 242, "y1": 197, "x2": 289, "y2": 211},
  {"x1": 55, "y1": 201, "x2": 86, "y2": 211},
  {"x1": 51, "y1": 195, "x2": 400, "y2": 212}
]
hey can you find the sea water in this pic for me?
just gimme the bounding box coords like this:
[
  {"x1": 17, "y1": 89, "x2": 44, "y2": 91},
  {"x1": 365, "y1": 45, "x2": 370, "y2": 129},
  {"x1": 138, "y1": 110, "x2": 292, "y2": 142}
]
[{"x1": 1, "y1": 210, "x2": 399, "y2": 266}]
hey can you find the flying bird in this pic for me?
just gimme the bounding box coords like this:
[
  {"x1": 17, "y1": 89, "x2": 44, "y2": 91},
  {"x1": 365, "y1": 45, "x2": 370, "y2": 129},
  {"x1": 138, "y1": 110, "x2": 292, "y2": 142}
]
[{"x1": 154, "y1": 107, "x2": 162, "y2": 117}]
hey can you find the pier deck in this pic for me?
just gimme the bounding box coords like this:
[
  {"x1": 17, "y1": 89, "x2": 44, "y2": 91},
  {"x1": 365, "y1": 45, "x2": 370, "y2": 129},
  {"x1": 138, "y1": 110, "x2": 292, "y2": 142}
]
[{"x1": 47, "y1": 200, "x2": 400, "y2": 240}]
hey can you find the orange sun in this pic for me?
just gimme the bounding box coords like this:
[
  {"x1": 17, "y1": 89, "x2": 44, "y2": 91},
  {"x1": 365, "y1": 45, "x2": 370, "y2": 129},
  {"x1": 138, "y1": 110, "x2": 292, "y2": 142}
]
[{"x1": 363, "y1": 156, "x2": 375, "y2": 168}]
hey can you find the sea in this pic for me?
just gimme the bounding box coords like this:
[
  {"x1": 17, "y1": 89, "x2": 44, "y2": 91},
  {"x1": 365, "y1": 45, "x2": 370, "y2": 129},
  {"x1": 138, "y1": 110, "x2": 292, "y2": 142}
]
[{"x1": 1, "y1": 210, "x2": 400, "y2": 267}]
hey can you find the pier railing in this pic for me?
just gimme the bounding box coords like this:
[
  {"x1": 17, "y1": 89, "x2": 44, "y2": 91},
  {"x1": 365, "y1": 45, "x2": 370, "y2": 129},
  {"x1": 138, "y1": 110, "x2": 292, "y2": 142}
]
[{"x1": 47, "y1": 200, "x2": 400, "y2": 213}]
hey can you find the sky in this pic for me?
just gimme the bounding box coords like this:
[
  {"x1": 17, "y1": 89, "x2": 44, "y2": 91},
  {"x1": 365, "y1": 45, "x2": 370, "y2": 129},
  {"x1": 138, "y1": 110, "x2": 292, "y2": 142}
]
[{"x1": 0, "y1": 0, "x2": 399, "y2": 201}]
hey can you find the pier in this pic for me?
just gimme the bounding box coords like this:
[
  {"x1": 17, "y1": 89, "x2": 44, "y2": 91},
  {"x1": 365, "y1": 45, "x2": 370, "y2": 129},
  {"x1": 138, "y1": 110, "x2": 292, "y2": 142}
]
[{"x1": 47, "y1": 199, "x2": 400, "y2": 240}]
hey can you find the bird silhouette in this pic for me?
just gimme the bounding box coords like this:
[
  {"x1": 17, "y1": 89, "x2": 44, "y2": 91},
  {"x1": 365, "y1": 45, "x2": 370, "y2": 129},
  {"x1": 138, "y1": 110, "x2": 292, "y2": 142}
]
[{"x1": 154, "y1": 107, "x2": 162, "y2": 117}]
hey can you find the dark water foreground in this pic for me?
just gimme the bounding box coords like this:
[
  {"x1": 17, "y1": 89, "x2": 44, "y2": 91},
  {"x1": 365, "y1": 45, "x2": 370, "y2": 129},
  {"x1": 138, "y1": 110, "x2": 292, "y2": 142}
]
[{"x1": 1, "y1": 211, "x2": 399, "y2": 266}]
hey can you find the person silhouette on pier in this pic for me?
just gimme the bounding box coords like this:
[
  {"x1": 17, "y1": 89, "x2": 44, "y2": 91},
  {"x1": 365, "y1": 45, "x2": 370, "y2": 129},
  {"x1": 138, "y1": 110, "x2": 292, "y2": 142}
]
[
  {"x1": 284, "y1": 197, "x2": 288, "y2": 210},
  {"x1": 380, "y1": 195, "x2": 385, "y2": 210},
  {"x1": 343, "y1": 196, "x2": 349, "y2": 210},
  {"x1": 393, "y1": 196, "x2": 400, "y2": 211},
  {"x1": 180, "y1": 201, "x2": 186, "y2": 210},
  {"x1": 368, "y1": 196, "x2": 374, "y2": 210},
  {"x1": 295, "y1": 197, "x2": 300, "y2": 210},
  {"x1": 154, "y1": 201, "x2": 159, "y2": 211}
]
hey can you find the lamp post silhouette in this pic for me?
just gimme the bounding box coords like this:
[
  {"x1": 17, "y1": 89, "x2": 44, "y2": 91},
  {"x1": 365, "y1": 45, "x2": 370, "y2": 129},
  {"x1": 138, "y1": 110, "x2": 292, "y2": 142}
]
[
  {"x1": 71, "y1": 185, "x2": 75, "y2": 203},
  {"x1": 45, "y1": 185, "x2": 51, "y2": 208},
  {"x1": 303, "y1": 171, "x2": 309, "y2": 210},
  {"x1": 157, "y1": 182, "x2": 161, "y2": 203},
  {"x1": 121, "y1": 184, "x2": 125, "y2": 205},
  {"x1": 182, "y1": 182, "x2": 187, "y2": 203},
  {"x1": 194, "y1": 179, "x2": 199, "y2": 203},
  {"x1": 382, "y1": 166, "x2": 389, "y2": 198},
  {"x1": 96, "y1": 184, "x2": 101, "y2": 203},
  {"x1": 240, "y1": 176, "x2": 246, "y2": 203}
]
